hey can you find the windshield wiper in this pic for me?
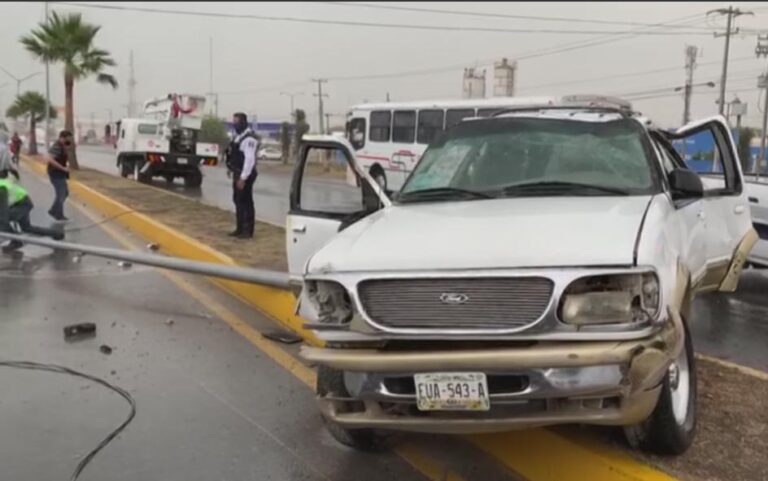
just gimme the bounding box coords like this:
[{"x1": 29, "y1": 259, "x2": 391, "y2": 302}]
[
  {"x1": 398, "y1": 187, "x2": 494, "y2": 203},
  {"x1": 500, "y1": 181, "x2": 631, "y2": 196}
]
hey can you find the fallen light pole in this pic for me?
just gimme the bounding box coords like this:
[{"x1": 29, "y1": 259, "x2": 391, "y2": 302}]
[{"x1": 0, "y1": 232, "x2": 291, "y2": 289}]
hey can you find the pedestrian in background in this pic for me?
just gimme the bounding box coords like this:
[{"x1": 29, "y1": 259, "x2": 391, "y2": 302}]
[
  {"x1": 0, "y1": 132, "x2": 20, "y2": 181},
  {"x1": 225, "y1": 112, "x2": 260, "y2": 239},
  {"x1": 10, "y1": 132, "x2": 23, "y2": 165},
  {"x1": 46, "y1": 130, "x2": 73, "y2": 221}
]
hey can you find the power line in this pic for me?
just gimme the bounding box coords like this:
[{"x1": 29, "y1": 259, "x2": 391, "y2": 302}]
[
  {"x1": 317, "y1": 1, "x2": 717, "y2": 31},
  {"x1": 56, "y1": 2, "x2": 713, "y2": 36}
]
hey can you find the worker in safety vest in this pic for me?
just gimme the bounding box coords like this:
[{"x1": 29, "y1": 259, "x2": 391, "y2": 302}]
[{"x1": 0, "y1": 170, "x2": 65, "y2": 253}]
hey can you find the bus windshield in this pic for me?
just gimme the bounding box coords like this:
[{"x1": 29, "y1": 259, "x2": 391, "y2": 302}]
[{"x1": 399, "y1": 117, "x2": 657, "y2": 201}]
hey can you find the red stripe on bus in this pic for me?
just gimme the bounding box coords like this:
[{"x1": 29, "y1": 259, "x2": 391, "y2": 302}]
[{"x1": 358, "y1": 154, "x2": 390, "y2": 162}]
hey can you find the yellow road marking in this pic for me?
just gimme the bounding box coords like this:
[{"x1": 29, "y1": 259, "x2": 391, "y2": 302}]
[
  {"x1": 66, "y1": 195, "x2": 469, "y2": 481},
  {"x1": 469, "y1": 430, "x2": 676, "y2": 481}
]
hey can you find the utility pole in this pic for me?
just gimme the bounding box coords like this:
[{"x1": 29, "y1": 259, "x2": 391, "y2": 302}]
[
  {"x1": 386, "y1": 92, "x2": 391, "y2": 102},
  {"x1": 311, "y1": 78, "x2": 328, "y2": 134},
  {"x1": 44, "y1": 0, "x2": 51, "y2": 148},
  {"x1": 280, "y1": 91, "x2": 304, "y2": 122},
  {"x1": 325, "y1": 113, "x2": 332, "y2": 133},
  {"x1": 127, "y1": 50, "x2": 137, "y2": 117},
  {"x1": 709, "y1": 6, "x2": 753, "y2": 116},
  {"x1": 682, "y1": 45, "x2": 698, "y2": 125},
  {"x1": 756, "y1": 35, "x2": 768, "y2": 178},
  {"x1": 206, "y1": 37, "x2": 218, "y2": 117}
]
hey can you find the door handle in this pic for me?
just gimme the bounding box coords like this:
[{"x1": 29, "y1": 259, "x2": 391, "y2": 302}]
[
  {"x1": 734, "y1": 205, "x2": 746, "y2": 215},
  {"x1": 749, "y1": 196, "x2": 759, "y2": 204},
  {"x1": 292, "y1": 224, "x2": 307, "y2": 233}
]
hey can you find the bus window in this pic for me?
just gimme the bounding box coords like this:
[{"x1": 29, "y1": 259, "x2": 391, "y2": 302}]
[
  {"x1": 417, "y1": 110, "x2": 445, "y2": 144},
  {"x1": 347, "y1": 117, "x2": 366, "y2": 150},
  {"x1": 477, "y1": 107, "x2": 505, "y2": 117},
  {"x1": 445, "y1": 108, "x2": 475, "y2": 129},
  {"x1": 392, "y1": 111, "x2": 416, "y2": 143},
  {"x1": 369, "y1": 111, "x2": 391, "y2": 142}
]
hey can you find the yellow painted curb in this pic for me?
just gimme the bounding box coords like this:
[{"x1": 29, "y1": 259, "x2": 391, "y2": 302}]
[{"x1": 22, "y1": 155, "x2": 322, "y2": 346}]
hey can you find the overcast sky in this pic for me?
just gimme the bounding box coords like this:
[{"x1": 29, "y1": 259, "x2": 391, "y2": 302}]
[{"x1": 1, "y1": 1, "x2": 767, "y2": 130}]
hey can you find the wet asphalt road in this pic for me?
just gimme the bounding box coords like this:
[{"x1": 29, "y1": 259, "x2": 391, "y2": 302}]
[
  {"x1": 76, "y1": 145, "x2": 361, "y2": 227},
  {"x1": 74, "y1": 145, "x2": 768, "y2": 371},
  {"x1": 0, "y1": 172, "x2": 517, "y2": 481}
]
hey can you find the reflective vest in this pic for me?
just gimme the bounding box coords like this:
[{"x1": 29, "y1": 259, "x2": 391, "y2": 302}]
[{"x1": 0, "y1": 178, "x2": 28, "y2": 205}]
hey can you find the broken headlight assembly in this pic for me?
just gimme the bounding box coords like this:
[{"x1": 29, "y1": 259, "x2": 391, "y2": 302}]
[
  {"x1": 305, "y1": 280, "x2": 353, "y2": 325},
  {"x1": 559, "y1": 272, "x2": 659, "y2": 325}
]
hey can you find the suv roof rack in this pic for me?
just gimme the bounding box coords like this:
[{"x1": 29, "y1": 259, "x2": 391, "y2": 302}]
[{"x1": 490, "y1": 105, "x2": 634, "y2": 118}]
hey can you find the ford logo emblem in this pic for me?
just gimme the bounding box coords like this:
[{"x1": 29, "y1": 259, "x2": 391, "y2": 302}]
[{"x1": 440, "y1": 293, "x2": 469, "y2": 305}]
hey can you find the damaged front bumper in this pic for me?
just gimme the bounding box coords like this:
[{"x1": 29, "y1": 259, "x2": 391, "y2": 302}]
[{"x1": 300, "y1": 312, "x2": 684, "y2": 434}]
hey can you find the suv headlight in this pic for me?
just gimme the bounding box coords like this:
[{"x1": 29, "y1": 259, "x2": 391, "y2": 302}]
[
  {"x1": 305, "y1": 280, "x2": 353, "y2": 325},
  {"x1": 559, "y1": 273, "x2": 659, "y2": 325}
]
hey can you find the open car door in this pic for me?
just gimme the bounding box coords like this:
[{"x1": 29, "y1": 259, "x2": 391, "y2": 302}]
[
  {"x1": 286, "y1": 136, "x2": 391, "y2": 283},
  {"x1": 666, "y1": 115, "x2": 757, "y2": 291}
]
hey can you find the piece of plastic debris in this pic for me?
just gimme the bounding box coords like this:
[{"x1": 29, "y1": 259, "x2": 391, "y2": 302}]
[
  {"x1": 64, "y1": 323, "x2": 96, "y2": 339},
  {"x1": 117, "y1": 261, "x2": 132, "y2": 269},
  {"x1": 99, "y1": 345, "x2": 113, "y2": 355},
  {"x1": 261, "y1": 329, "x2": 302, "y2": 345},
  {"x1": 146, "y1": 243, "x2": 160, "y2": 251},
  {"x1": 164, "y1": 318, "x2": 175, "y2": 326}
]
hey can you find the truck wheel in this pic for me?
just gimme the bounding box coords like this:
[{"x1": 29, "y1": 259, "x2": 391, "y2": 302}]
[
  {"x1": 184, "y1": 170, "x2": 203, "y2": 188},
  {"x1": 120, "y1": 161, "x2": 132, "y2": 178},
  {"x1": 316, "y1": 366, "x2": 388, "y2": 451},
  {"x1": 623, "y1": 318, "x2": 697, "y2": 455}
]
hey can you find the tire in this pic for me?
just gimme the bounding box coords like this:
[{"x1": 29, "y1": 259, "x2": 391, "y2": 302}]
[
  {"x1": 623, "y1": 318, "x2": 697, "y2": 455},
  {"x1": 369, "y1": 166, "x2": 387, "y2": 191},
  {"x1": 316, "y1": 366, "x2": 388, "y2": 451},
  {"x1": 184, "y1": 170, "x2": 203, "y2": 188}
]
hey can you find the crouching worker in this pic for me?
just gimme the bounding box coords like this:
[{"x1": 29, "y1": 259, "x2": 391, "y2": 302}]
[{"x1": 0, "y1": 169, "x2": 64, "y2": 253}]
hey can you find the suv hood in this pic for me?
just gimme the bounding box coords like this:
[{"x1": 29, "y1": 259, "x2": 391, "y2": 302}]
[{"x1": 306, "y1": 196, "x2": 653, "y2": 274}]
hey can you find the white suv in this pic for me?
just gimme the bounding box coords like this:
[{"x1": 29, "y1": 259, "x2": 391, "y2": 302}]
[{"x1": 286, "y1": 97, "x2": 756, "y2": 454}]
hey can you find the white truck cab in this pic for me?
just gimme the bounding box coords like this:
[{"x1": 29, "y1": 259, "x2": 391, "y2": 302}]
[
  {"x1": 286, "y1": 96, "x2": 756, "y2": 454},
  {"x1": 115, "y1": 94, "x2": 219, "y2": 187}
]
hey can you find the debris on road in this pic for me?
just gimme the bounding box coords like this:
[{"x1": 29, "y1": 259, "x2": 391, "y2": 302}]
[
  {"x1": 63, "y1": 322, "x2": 96, "y2": 341},
  {"x1": 146, "y1": 243, "x2": 160, "y2": 251},
  {"x1": 117, "y1": 261, "x2": 132, "y2": 269},
  {"x1": 164, "y1": 318, "x2": 175, "y2": 326},
  {"x1": 261, "y1": 329, "x2": 302, "y2": 344},
  {"x1": 99, "y1": 344, "x2": 113, "y2": 355}
]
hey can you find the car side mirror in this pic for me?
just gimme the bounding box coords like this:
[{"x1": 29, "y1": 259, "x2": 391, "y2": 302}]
[{"x1": 669, "y1": 169, "x2": 703, "y2": 200}]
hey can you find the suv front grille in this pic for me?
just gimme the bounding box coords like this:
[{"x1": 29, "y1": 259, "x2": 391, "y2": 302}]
[{"x1": 358, "y1": 277, "x2": 554, "y2": 330}]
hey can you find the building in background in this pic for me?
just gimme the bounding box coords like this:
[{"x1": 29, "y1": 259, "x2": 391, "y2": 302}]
[
  {"x1": 462, "y1": 68, "x2": 486, "y2": 99},
  {"x1": 493, "y1": 58, "x2": 517, "y2": 97}
]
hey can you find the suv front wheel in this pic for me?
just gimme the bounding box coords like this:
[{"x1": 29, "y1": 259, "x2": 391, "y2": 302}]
[{"x1": 623, "y1": 317, "x2": 697, "y2": 455}]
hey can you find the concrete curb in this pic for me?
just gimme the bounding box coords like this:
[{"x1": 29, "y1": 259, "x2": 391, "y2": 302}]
[{"x1": 22, "y1": 156, "x2": 322, "y2": 346}]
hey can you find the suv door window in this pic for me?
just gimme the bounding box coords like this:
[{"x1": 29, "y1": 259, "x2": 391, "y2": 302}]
[{"x1": 672, "y1": 126, "x2": 739, "y2": 195}]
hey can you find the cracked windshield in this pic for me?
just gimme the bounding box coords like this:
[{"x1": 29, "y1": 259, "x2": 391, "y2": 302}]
[{"x1": 0, "y1": 2, "x2": 766, "y2": 481}]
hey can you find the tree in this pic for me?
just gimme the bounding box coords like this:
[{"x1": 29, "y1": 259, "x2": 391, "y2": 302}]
[
  {"x1": 736, "y1": 127, "x2": 755, "y2": 172},
  {"x1": 280, "y1": 121, "x2": 291, "y2": 164},
  {"x1": 21, "y1": 11, "x2": 118, "y2": 169},
  {"x1": 5, "y1": 91, "x2": 57, "y2": 155},
  {"x1": 199, "y1": 115, "x2": 230, "y2": 161},
  {"x1": 292, "y1": 109, "x2": 310, "y2": 164}
]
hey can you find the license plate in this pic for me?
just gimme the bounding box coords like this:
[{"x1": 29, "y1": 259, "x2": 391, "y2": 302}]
[
  {"x1": 177, "y1": 157, "x2": 188, "y2": 164},
  {"x1": 414, "y1": 372, "x2": 490, "y2": 411}
]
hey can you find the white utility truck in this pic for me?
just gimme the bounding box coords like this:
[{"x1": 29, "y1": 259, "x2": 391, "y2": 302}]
[{"x1": 114, "y1": 94, "x2": 219, "y2": 187}]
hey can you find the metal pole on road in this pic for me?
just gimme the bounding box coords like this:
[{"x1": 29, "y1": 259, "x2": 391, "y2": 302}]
[
  {"x1": 311, "y1": 78, "x2": 328, "y2": 134},
  {"x1": 0, "y1": 232, "x2": 291, "y2": 289}
]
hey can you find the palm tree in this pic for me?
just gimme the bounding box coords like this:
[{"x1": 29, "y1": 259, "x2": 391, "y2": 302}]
[
  {"x1": 21, "y1": 11, "x2": 117, "y2": 168},
  {"x1": 6, "y1": 91, "x2": 57, "y2": 156}
]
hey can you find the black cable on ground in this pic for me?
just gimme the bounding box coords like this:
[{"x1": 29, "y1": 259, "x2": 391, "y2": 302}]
[{"x1": 0, "y1": 360, "x2": 137, "y2": 481}]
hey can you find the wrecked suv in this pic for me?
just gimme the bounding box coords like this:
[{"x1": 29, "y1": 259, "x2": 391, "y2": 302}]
[{"x1": 287, "y1": 96, "x2": 756, "y2": 454}]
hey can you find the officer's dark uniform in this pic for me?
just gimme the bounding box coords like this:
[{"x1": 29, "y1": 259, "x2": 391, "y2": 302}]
[{"x1": 226, "y1": 127, "x2": 259, "y2": 238}]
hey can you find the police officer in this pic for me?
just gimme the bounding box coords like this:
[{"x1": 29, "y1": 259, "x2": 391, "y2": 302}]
[
  {"x1": 225, "y1": 112, "x2": 260, "y2": 239},
  {"x1": 0, "y1": 170, "x2": 64, "y2": 253}
]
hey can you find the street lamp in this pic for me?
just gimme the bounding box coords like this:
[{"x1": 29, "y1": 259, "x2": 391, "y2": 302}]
[
  {"x1": 0, "y1": 66, "x2": 43, "y2": 96},
  {"x1": 280, "y1": 91, "x2": 304, "y2": 122}
]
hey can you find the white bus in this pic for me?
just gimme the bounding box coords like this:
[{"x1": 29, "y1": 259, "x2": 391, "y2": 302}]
[{"x1": 344, "y1": 97, "x2": 558, "y2": 191}]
